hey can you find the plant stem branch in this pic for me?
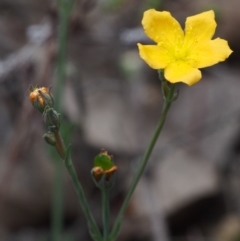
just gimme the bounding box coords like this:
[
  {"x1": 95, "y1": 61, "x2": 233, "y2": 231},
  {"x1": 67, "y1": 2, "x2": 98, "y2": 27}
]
[
  {"x1": 50, "y1": 1, "x2": 74, "y2": 240},
  {"x1": 54, "y1": 0, "x2": 74, "y2": 112},
  {"x1": 64, "y1": 155, "x2": 102, "y2": 240},
  {"x1": 51, "y1": 158, "x2": 64, "y2": 241},
  {"x1": 109, "y1": 84, "x2": 175, "y2": 241},
  {"x1": 54, "y1": 134, "x2": 102, "y2": 240},
  {"x1": 102, "y1": 187, "x2": 110, "y2": 241}
]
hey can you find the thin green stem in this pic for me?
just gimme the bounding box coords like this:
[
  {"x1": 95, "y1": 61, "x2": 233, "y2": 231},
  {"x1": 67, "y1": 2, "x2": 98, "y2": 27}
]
[
  {"x1": 51, "y1": 131, "x2": 67, "y2": 241},
  {"x1": 51, "y1": 159, "x2": 64, "y2": 241},
  {"x1": 54, "y1": 0, "x2": 74, "y2": 112},
  {"x1": 64, "y1": 156, "x2": 102, "y2": 240},
  {"x1": 51, "y1": 1, "x2": 74, "y2": 240},
  {"x1": 53, "y1": 134, "x2": 102, "y2": 240},
  {"x1": 50, "y1": 131, "x2": 66, "y2": 241},
  {"x1": 102, "y1": 187, "x2": 110, "y2": 241},
  {"x1": 109, "y1": 84, "x2": 175, "y2": 241}
]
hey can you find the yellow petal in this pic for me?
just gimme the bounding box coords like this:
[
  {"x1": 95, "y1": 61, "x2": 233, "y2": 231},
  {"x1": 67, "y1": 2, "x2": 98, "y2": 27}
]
[
  {"x1": 189, "y1": 38, "x2": 233, "y2": 68},
  {"x1": 142, "y1": 9, "x2": 184, "y2": 46},
  {"x1": 137, "y1": 43, "x2": 172, "y2": 69},
  {"x1": 184, "y1": 11, "x2": 216, "y2": 50},
  {"x1": 164, "y1": 61, "x2": 202, "y2": 86}
]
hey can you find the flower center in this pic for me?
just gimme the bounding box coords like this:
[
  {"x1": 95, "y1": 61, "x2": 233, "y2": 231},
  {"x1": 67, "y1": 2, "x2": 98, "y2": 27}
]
[{"x1": 174, "y1": 46, "x2": 188, "y2": 61}]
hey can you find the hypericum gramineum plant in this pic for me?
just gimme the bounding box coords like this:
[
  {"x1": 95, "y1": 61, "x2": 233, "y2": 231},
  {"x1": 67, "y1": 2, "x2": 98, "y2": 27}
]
[{"x1": 29, "y1": 9, "x2": 232, "y2": 241}]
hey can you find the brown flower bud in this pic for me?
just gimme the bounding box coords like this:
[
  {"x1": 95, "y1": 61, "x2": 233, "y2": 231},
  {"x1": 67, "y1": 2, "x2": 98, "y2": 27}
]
[
  {"x1": 91, "y1": 149, "x2": 118, "y2": 189},
  {"x1": 29, "y1": 86, "x2": 54, "y2": 113}
]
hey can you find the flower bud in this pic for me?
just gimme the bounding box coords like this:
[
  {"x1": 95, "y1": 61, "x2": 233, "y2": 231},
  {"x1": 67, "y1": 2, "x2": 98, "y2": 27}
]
[
  {"x1": 29, "y1": 86, "x2": 54, "y2": 113},
  {"x1": 43, "y1": 132, "x2": 56, "y2": 146},
  {"x1": 43, "y1": 107, "x2": 61, "y2": 132},
  {"x1": 91, "y1": 149, "x2": 118, "y2": 189}
]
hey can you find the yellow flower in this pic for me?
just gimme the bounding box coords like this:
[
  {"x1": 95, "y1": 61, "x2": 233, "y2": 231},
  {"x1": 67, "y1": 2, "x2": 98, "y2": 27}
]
[{"x1": 138, "y1": 10, "x2": 233, "y2": 86}]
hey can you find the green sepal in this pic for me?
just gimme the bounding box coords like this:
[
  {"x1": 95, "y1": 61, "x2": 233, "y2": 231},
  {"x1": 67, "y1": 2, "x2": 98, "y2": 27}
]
[
  {"x1": 91, "y1": 171, "x2": 116, "y2": 190},
  {"x1": 158, "y1": 69, "x2": 179, "y2": 103},
  {"x1": 38, "y1": 89, "x2": 54, "y2": 109}
]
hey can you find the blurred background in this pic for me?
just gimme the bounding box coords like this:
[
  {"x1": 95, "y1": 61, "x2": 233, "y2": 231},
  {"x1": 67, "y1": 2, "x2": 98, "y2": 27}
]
[{"x1": 0, "y1": 0, "x2": 240, "y2": 240}]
